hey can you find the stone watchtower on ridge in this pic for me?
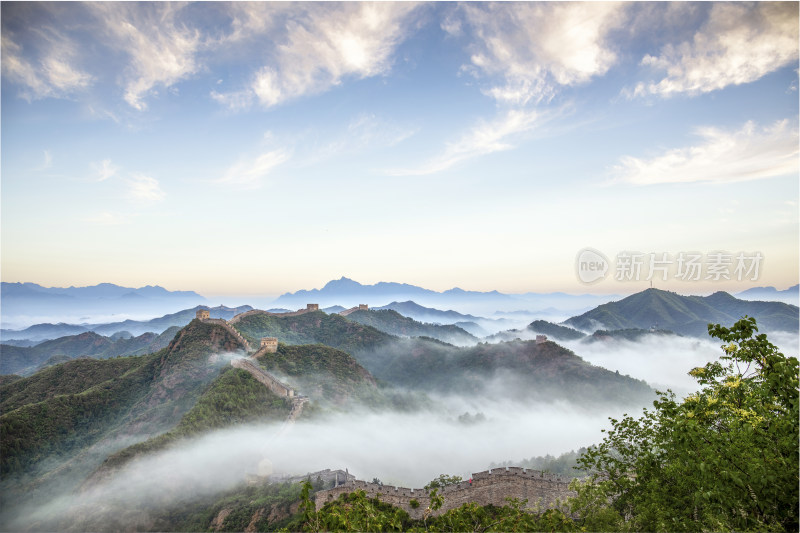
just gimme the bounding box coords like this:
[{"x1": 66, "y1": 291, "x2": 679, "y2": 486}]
[
  {"x1": 306, "y1": 304, "x2": 319, "y2": 311},
  {"x1": 196, "y1": 309, "x2": 210, "y2": 320},
  {"x1": 358, "y1": 304, "x2": 368, "y2": 311},
  {"x1": 260, "y1": 337, "x2": 278, "y2": 353}
]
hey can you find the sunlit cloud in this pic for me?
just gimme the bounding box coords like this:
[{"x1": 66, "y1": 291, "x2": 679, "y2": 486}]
[
  {"x1": 611, "y1": 120, "x2": 799, "y2": 185},
  {"x1": 126, "y1": 173, "x2": 166, "y2": 204},
  {"x1": 1, "y1": 32, "x2": 93, "y2": 101},
  {"x1": 213, "y1": 3, "x2": 421, "y2": 110},
  {"x1": 91, "y1": 159, "x2": 119, "y2": 182},
  {"x1": 629, "y1": 2, "x2": 798, "y2": 98},
  {"x1": 452, "y1": 2, "x2": 629, "y2": 106},
  {"x1": 389, "y1": 109, "x2": 539, "y2": 176},
  {"x1": 218, "y1": 150, "x2": 291, "y2": 189},
  {"x1": 89, "y1": 3, "x2": 201, "y2": 111}
]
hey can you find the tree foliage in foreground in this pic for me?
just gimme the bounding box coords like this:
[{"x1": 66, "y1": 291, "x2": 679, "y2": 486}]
[{"x1": 573, "y1": 317, "x2": 798, "y2": 532}]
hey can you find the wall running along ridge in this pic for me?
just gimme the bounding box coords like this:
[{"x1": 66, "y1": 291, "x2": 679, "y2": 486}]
[{"x1": 315, "y1": 467, "x2": 574, "y2": 520}]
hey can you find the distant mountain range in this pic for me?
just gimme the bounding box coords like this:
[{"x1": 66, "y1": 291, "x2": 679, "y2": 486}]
[
  {"x1": 0, "y1": 328, "x2": 180, "y2": 376},
  {"x1": 564, "y1": 288, "x2": 798, "y2": 338},
  {"x1": 1, "y1": 282, "x2": 208, "y2": 328},
  {"x1": 272, "y1": 277, "x2": 618, "y2": 316},
  {"x1": 344, "y1": 309, "x2": 478, "y2": 346},
  {"x1": 0, "y1": 305, "x2": 251, "y2": 343},
  {"x1": 735, "y1": 284, "x2": 799, "y2": 305}
]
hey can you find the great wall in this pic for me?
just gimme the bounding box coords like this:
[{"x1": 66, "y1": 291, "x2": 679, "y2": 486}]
[
  {"x1": 315, "y1": 467, "x2": 574, "y2": 519},
  {"x1": 197, "y1": 307, "x2": 312, "y2": 426},
  {"x1": 198, "y1": 305, "x2": 567, "y2": 517}
]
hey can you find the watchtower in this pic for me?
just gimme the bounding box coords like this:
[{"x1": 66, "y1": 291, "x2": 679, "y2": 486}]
[
  {"x1": 260, "y1": 337, "x2": 278, "y2": 353},
  {"x1": 535, "y1": 335, "x2": 547, "y2": 344},
  {"x1": 306, "y1": 304, "x2": 319, "y2": 311},
  {"x1": 358, "y1": 304, "x2": 368, "y2": 311},
  {"x1": 196, "y1": 309, "x2": 210, "y2": 320}
]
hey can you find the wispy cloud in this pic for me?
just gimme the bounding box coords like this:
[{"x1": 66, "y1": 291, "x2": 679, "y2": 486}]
[
  {"x1": 213, "y1": 3, "x2": 422, "y2": 110},
  {"x1": 611, "y1": 120, "x2": 799, "y2": 185},
  {"x1": 629, "y1": 3, "x2": 798, "y2": 98},
  {"x1": 89, "y1": 3, "x2": 201, "y2": 110},
  {"x1": 219, "y1": 150, "x2": 290, "y2": 189},
  {"x1": 1, "y1": 31, "x2": 93, "y2": 101},
  {"x1": 126, "y1": 173, "x2": 166, "y2": 203},
  {"x1": 389, "y1": 109, "x2": 539, "y2": 176},
  {"x1": 452, "y1": 3, "x2": 629, "y2": 106},
  {"x1": 91, "y1": 159, "x2": 119, "y2": 182}
]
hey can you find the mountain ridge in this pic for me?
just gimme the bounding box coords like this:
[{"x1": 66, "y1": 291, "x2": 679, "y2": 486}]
[{"x1": 564, "y1": 288, "x2": 798, "y2": 337}]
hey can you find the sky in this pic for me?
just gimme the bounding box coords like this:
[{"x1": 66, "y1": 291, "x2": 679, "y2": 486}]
[{"x1": 2, "y1": 1, "x2": 798, "y2": 299}]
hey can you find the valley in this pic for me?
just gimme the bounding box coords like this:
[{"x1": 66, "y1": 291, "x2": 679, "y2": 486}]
[{"x1": 0, "y1": 284, "x2": 796, "y2": 532}]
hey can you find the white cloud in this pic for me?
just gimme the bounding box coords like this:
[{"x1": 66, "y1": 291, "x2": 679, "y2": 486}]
[
  {"x1": 89, "y1": 3, "x2": 201, "y2": 110},
  {"x1": 390, "y1": 109, "x2": 539, "y2": 176},
  {"x1": 213, "y1": 3, "x2": 421, "y2": 109},
  {"x1": 219, "y1": 150, "x2": 290, "y2": 189},
  {"x1": 127, "y1": 174, "x2": 166, "y2": 203},
  {"x1": 630, "y1": 3, "x2": 799, "y2": 98},
  {"x1": 611, "y1": 120, "x2": 799, "y2": 185},
  {"x1": 455, "y1": 3, "x2": 628, "y2": 105},
  {"x1": 1, "y1": 32, "x2": 93, "y2": 101},
  {"x1": 91, "y1": 159, "x2": 119, "y2": 181}
]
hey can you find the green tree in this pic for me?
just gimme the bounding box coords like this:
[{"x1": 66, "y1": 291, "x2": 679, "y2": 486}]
[
  {"x1": 573, "y1": 317, "x2": 799, "y2": 531},
  {"x1": 300, "y1": 483, "x2": 411, "y2": 532},
  {"x1": 424, "y1": 474, "x2": 463, "y2": 491}
]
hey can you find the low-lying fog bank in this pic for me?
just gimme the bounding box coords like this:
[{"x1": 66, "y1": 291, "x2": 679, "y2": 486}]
[
  {"x1": 563, "y1": 331, "x2": 799, "y2": 398},
  {"x1": 7, "y1": 398, "x2": 625, "y2": 530}
]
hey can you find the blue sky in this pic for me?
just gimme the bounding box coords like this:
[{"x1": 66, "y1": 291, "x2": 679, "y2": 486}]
[{"x1": 2, "y1": 2, "x2": 798, "y2": 298}]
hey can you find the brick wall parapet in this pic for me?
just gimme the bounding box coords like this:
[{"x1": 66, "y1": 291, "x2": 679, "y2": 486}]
[{"x1": 315, "y1": 468, "x2": 574, "y2": 520}]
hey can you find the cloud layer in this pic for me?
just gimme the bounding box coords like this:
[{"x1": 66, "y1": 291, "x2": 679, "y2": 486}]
[
  {"x1": 214, "y1": 3, "x2": 422, "y2": 109},
  {"x1": 612, "y1": 119, "x2": 799, "y2": 185},
  {"x1": 631, "y1": 2, "x2": 799, "y2": 98},
  {"x1": 453, "y1": 3, "x2": 629, "y2": 106}
]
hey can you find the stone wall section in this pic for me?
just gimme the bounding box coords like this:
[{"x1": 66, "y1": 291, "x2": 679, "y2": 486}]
[
  {"x1": 202, "y1": 318, "x2": 252, "y2": 351},
  {"x1": 231, "y1": 357, "x2": 296, "y2": 398},
  {"x1": 338, "y1": 304, "x2": 368, "y2": 317},
  {"x1": 315, "y1": 467, "x2": 574, "y2": 520},
  {"x1": 229, "y1": 306, "x2": 320, "y2": 325}
]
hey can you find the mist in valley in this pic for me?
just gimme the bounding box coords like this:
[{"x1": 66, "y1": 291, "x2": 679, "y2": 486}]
[
  {"x1": 5, "y1": 392, "x2": 628, "y2": 531},
  {"x1": 3, "y1": 306, "x2": 796, "y2": 531}
]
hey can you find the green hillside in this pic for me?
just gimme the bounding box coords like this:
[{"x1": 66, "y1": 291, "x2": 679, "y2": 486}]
[
  {"x1": 585, "y1": 328, "x2": 678, "y2": 343},
  {"x1": 232, "y1": 310, "x2": 393, "y2": 354},
  {"x1": 344, "y1": 309, "x2": 477, "y2": 345},
  {"x1": 354, "y1": 337, "x2": 652, "y2": 406},
  {"x1": 0, "y1": 319, "x2": 247, "y2": 480},
  {"x1": 0, "y1": 352, "x2": 162, "y2": 477},
  {"x1": 527, "y1": 320, "x2": 586, "y2": 341},
  {"x1": 485, "y1": 320, "x2": 587, "y2": 343},
  {"x1": 564, "y1": 288, "x2": 799, "y2": 337},
  {"x1": 255, "y1": 343, "x2": 383, "y2": 407},
  {"x1": 93, "y1": 367, "x2": 292, "y2": 477},
  {"x1": 233, "y1": 312, "x2": 650, "y2": 407},
  {"x1": 0, "y1": 327, "x2": 181, "y2": 376}
]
